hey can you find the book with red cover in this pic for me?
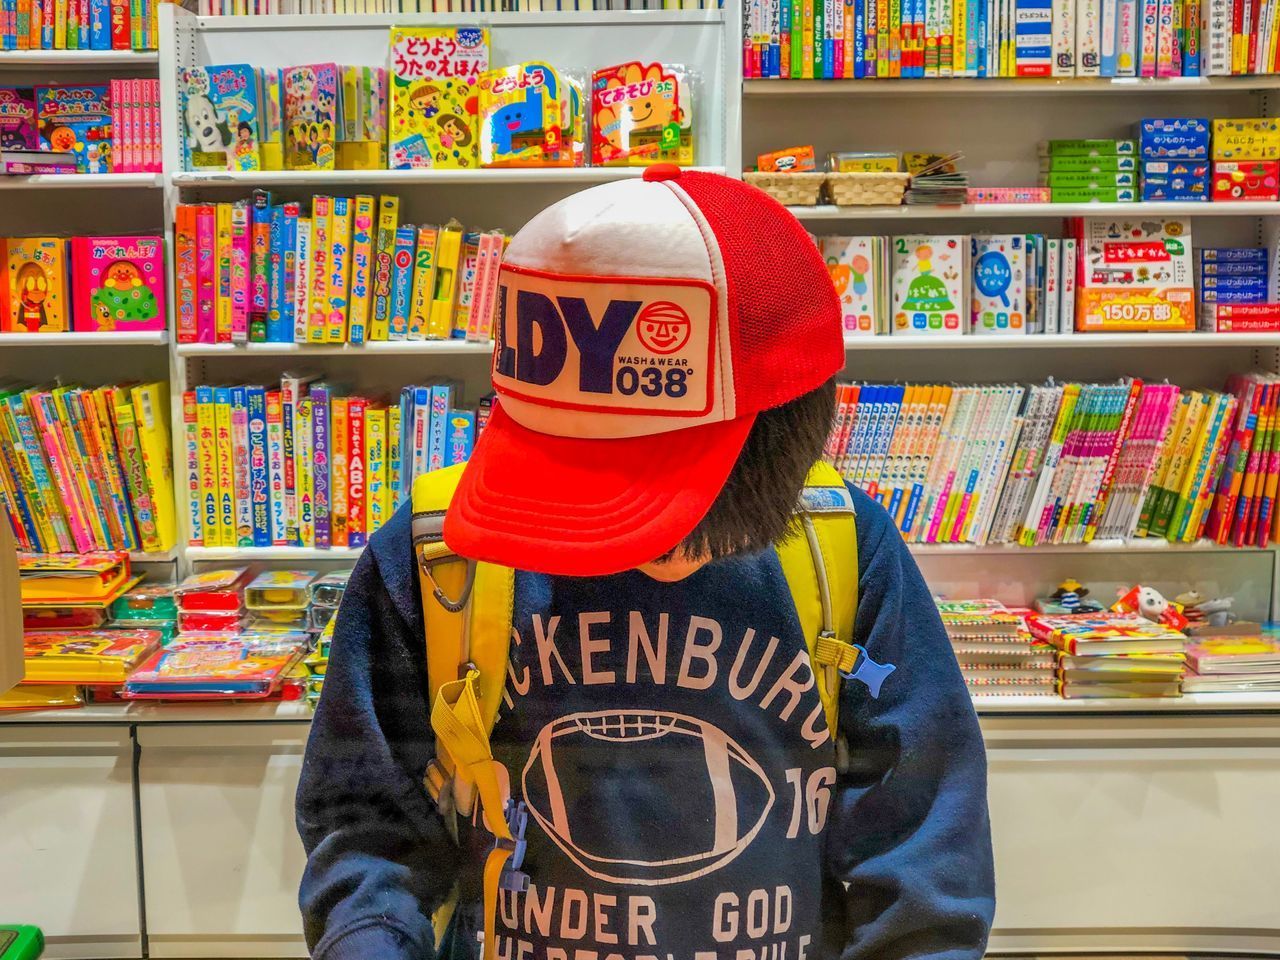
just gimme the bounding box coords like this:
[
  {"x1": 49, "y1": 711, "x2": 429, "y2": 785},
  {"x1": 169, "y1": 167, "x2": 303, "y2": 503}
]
[{"x1": 1027, "y1": 612, "x2": 1187, "y2": 656}]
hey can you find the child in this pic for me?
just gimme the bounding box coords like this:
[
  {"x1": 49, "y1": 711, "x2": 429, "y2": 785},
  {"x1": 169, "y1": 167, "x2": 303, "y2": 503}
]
[{"x1": 297, "y1": 167, "x2": 995, "y2": 960}]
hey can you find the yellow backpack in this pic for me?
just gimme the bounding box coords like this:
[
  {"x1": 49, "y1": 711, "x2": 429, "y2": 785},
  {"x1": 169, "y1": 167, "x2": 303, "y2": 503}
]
[{"x1": 410, "y1": 460, "x2": 892, "y2": 960}]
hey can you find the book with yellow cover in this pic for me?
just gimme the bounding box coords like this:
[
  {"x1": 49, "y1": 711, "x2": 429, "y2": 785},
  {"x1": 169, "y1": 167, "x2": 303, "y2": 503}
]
[
  {"x1": 194, "y1": 385, "x2": 219, "y2": 547},
  {"x1": 23, "y1": 628, "x2": 162, "y2": 683},
  {"x1": 309, "y1": 196, "x2": 332, "y2": 344},
  {"x1": 1027, "y1": 612, "x2": 1186, "y2": 656},
  {"x1": 295, "y1": 397, "x2": 315, "y2": 548},
  {"x1": 428, "y1": 220, "x2": 462, "y2": 340},
  {"x1": 348, "y1": 195, "x2": 376, "y2": 345},
  {"x1": 365, "y1": 405, "x2": 388, "y2": 536},
  {"x1": 387, "y1": 402, "x2": 402, "y2": 506},
  {"x1": 109, "y1": 396, "x2": 162, "y2": 554},
  {"x1": 0, "y1": 683, "x2": 84, "y2": 711},
  {"x1": 369, "y1": 195, "x2": 399, "y2": 342},
  {"x1": 213, "y1": 386, "x2": 236, "y2": 548},
  {"x1": 330, "y1": 396, "x2": 350, "y2": 547},
  {"x1": 1186, "y1": 636, "x2": 1280, "y2": 674},
  {"x1": 131, "y1": 382, "x2": 178, "y2": 552}
]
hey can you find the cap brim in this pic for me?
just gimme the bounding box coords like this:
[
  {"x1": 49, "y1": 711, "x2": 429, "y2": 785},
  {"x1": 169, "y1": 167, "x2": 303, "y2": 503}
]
[{"x1": 443, "y1": 404, "x2": 756, "y2": 577}]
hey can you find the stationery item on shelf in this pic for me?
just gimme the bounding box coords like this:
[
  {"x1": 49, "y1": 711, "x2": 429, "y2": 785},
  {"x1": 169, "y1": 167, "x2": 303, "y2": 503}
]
[
  {"x1": 16, "y1": 552, "x2": 134, "y2": 604},
  {"x1": 890, "y1": 235, "x2": 968, "y2": 334},
  {"x1": 387, "y1": 26, "x2": 488, "y2": 170},
  {"x1": 1141, "y1": 160, "x2": 1212, "y2": 201},
  {"x1": 966, "y1": 187, "x2": 1052, "y2": 203},
  {"x1": 69, "y1": 235, "x2": 165, "y2": 332},
  {"x1": 283, "y1": 63, "x2": 339, "y2": 171},
  {"x1": 1212, "y1": 118, "x2": 1280, "y2": 160},
  {"x1": 35, "y1": 84, "x2": 111, "y2": 174},
  {"x1": 0, "y1": 88, "x2": 37, "y2": 150},
  {"x1": 122, "y1": 632, "x2": 309, "y2": 699},
  {"x1": 1070, "y1": 216, "x2": 1195, "y2": 332},
  {"x1": 1138, "y1": 118, "x2": 1211, "y2": 159},
  {"x1": 822, "y1": 236, "x2": 889, "y2": 336},
  {"x1": 179, "y1": 64, "x2": 264, "y2": 172},
  {"x1": 757, "y1": 144, "x2": 817, "y2": 172},
  {"x1": 2, "y1": 238, "x2": 68, "y2": 333},
  {"x1": 970, "y1": 235, "x2": 1028, "y2": 335},
  {"x1": 1212, "y1": 160, "x2": 1280, "y2": 200},
  {"x1": 22, "y1": 628, "x2": 162, "y2": 683},
  {"x1": 175, "y1": 567, "x2": 251, "y2": 612},
  {"x1": 1204, "y1": 303, "x2": 1280, "y2": 331},
  {"x1": 591, "y1": 61, "x2": 693, "y2": 167},
  {"x1": 244, "y1": 570, "x2": 318, "y2": 612},
  {"x1": 1041, "y1": 139, "x2": 1137, "y2": 158}
]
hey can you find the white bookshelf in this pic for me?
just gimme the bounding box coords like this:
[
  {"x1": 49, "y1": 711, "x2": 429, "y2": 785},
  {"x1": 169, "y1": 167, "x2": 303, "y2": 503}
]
[
  {"x1": 791, "y1": 200, "x2": 1280, "y2": 219},
  {"x1": 744, "y1": 76, "x2": 1280, "y2": 95},
  {"x1": 0, "y1": 49, "x2": 159, "y2": 68},
  {"x1": 0, "y1": 330, "x2": 168, "y2": 347},
  {"x1": 0, "y1": 173, "x2": 161, "y2": 190},
  {"x1": 172, "y1": 165, "x2": 729, "y2": 187}
]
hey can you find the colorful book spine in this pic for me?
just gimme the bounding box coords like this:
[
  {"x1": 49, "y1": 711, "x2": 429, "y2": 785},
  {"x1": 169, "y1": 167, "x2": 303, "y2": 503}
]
[
  {"x1": 266, "y1": 390, "x2": 286, "y2": 546},
  {"x1": 387, "y1": 401, "x2": 402, "y2": 507},
  {"x1": 366, "y1": 406, "x2": 387, "y2": 537},
  {"x1": 310, "y1": 383, "x2": 330, "y2": 549},
  {"x1": 370, "y1": 195, "x2": 399, "y2": 342},
  {"x1": 213, "y1": 385, "x2": 237, "y2": 547},
  {"x1": 228, "y1": 385, "x2": 251, "y2": 547},
  {"x1": 215, "y1": 203, "x2": 233, "y2": 343},
  {"x1": 194, "y1": 385, "x2": 218, "y2": 546},
  {"x1": 247, "y1": 385, "x2": 269, "y2": 547},
  {"x1": 230, "y1": 202, "x2": 251, "y2": 344},
  {"x1": 389, "y1": 225, "x2": 416, "y2": 341},
  {"x1": 295, "y1": 396, "x2": 314, "y2": 548},
  {"x1": 348, "y1": 195, "x2": 375, "y2": 345},
  {"x1": 308, "y1": 196, "x2": 331, "y2": 344},
  {"x1": 175, "y1": 205, "x2": 198, "y2": 344},
  {"x1": 347, "y1": 396, "x2": 367, "y2": 548},
  {"x1": 294, "y1": 215, "x2": 312, "y2": 343},
  {"x1": 249, "y1": 191, "x2": 272, "y2": 342},
  {"x1": 329, "y1": 395, "x2": 349, "y2": 547},
  {"x1": 326, "y1": 196, "x2": 352, "y2": 344}
]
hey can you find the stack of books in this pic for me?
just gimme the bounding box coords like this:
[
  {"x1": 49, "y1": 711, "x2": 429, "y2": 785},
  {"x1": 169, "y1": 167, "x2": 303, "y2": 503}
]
[
  {"x1": 1027, "y1": 611, "x2": 1188, "y2": 698},
  {"x1": 937, "y1": 599, "x2": 1056, "y2": 697},
  {"x1": 1183, "y1": 634, "x2": 1280, "y2": 692}
]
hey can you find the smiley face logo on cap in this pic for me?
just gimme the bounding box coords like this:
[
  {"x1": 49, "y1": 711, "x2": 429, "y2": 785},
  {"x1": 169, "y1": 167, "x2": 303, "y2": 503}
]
[{"x1": 636, "y1": 300, "x2": 692, "y2": 355}]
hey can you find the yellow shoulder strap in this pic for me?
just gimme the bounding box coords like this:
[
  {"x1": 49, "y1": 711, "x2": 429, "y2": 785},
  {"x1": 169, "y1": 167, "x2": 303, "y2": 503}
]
[
  {"x1": 412, "y1": 466, "x2": 522, "y2": 960},
  {"x1": 776, "y1": 461, "x2": 860, "y2": 737}
]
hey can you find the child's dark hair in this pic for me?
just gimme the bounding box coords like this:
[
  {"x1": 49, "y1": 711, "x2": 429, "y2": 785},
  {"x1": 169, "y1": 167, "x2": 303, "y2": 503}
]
[{"x1": 669, "y1": 376, "x2": 837, "y2": 563}]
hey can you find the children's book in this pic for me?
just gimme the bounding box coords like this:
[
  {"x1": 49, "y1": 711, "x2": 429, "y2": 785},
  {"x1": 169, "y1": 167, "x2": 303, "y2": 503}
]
[
  {"x1": 179, "y1": 64, "x2": 261, "y2": 171},
  {"x1": 35, "y1": 84, "x2": 111, "y2": 173},
  {"x1": 891, "y1": 234, "x2": 967, "y2": 335},
  {"x1": 1186, "y1": 635, "x2": 1280, "y2": 673},
  {"x1": 591, "y1": 61, "x2": 693, "y2": 166},
  {"x1": 69, "y1": 235, "x2": 165, "y2": 332},
  {"x1": 1073, "y1": 216, "x2": 1195, "y2": 331},
  {"x1": 970, "y1": 234, "x2": 1028, "y2": 334},
  {"x1": 388, "y1": 26, "x2": 488, "y2": 170},
  {"x1": 822, "y1": 235, "x2": 888, "y2": 336},
  {"x1": 3, "y1": 238, "x2": 69, "y2": 333},
  {"x1": 0, "y1": 86, "x2": 37, "y2": 149},
  {"x1": 282, "y1": 63, "x2": 338, "y2": 171},
  {"x1": 478, "y1": 62, "x2": 570, "y2": 168},
  {"x1": 1026, "y1": 611, "x2": 1187, "y2": 654}
]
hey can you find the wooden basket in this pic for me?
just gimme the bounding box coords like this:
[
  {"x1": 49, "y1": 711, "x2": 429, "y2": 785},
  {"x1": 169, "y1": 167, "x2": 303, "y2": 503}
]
[
  {"x1": 824, "y1": 172, "x2": 910, "y2": 206},
  {"x1": 743, "y1": 171, "x2": 826, "y2": 206}
]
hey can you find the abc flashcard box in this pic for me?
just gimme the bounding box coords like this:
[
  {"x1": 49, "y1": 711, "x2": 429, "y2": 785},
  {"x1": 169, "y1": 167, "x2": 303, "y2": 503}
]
[
  {"x1": 69, "y1": 236, "x2": 166, "y2": 333},
  {"x1": 35, "y1": 85, "x2": 111, "y2": 174},
  {"x1": 180, "y1": 65, "x2": 262, "y2": 172},
  {"x1": 891, "y1": 235, "x2": 968, "y2": 336},
  {"x1": 3, "y1": 239, "x2": 69, "y2": 333},
  {"x1": 1074, "y1": 217, "x2": 1195, "y2": 332},
  {"x1": 821, "y1": 236, "x2": 887, "y2": 336},
  {"x1": 0, "y1": 87, "x2": 36, "y2": 149},
  {"x1": 388, "y1": 27, "x2": 489, "y2": 170},
  {"x1": 970, "y1": 235, "x2": 1028, "y2": 335}
]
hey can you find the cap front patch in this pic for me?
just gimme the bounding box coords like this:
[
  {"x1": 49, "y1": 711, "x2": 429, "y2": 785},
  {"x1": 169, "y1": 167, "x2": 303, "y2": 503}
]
[{"x1": 492, "y1": 263, "x2": 717, "y2": 418}]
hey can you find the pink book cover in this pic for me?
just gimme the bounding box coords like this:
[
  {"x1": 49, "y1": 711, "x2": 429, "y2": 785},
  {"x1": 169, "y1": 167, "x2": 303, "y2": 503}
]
[
  {"x1": 70, "y1": 235, "x2": 166, "y2": 332},
  {"x1": 147, "y1": 79, "x2": 160, "y2": 172},
  {"x1": 129, "y1": 78, "x2": 143, "y2": 174},
  {"x1": 108, "y1": 80, "x2": 123, "y2": 170},
  {"x1": 118, "y1": 77, "x2": 132, "y2": 173},
  {"x1": 196, "y1": 204, "x2": 216, "y2": 343},
  {"x1": 230, "y1": 202, "x2": 251, "y2": 343}
]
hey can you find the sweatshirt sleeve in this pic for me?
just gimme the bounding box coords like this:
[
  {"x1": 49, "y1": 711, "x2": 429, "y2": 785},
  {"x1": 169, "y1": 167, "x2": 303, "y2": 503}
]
[
  {"x1": 296, "y1": 504, "x2": 462, "y2": 960},
  {"x1": 824, "y1": 487, "x2": 996, "y2": 960}
]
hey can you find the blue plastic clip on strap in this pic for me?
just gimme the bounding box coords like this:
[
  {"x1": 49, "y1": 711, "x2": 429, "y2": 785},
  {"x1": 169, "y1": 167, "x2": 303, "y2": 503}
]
[
  {"x1": 496, "y1": 801, "x2": 530, "y2": 893},
  {"x1": 841, "y1": 645, "x2": 896, "y2": 699}
]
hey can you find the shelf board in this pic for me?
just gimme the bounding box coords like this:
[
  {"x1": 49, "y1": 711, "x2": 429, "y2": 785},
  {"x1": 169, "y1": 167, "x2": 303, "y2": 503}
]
[
  {"x1": 0, "y1": 330, "x2": 168, "y2": 346},
  {"x1": 2, "y1": 691, "x2": 1278, "y2": 724},
  {"x1": 173, "y1": 166, "x2": 727, "y2": 188},
  {"x1": 746, "y1": 76, "x2": 1280, "y2": 96},
  {"x1": 791, "y1": 201, "x2": 1280, "y2": 219},
  {"x1": 185, "y1": 546, "x2": 365, "y2": 562},
  {"x1": 0, "y1": 49, "x2": 159, "y2": 68},
  {"x1": 908, "y1": 538, "x2": 1272, "y2": 555},
  {"x1": 128, "y1": 548, "x2": 178, "y2": 563},
  {"x1": 0, "y1": 172, "x2": 160, "y2": 190},
  {"x1": 845, "y1": 332, "x2": 1280, "y2": 349},
  {"x1": 192, "y1": 9, "x2": 724, "y2": 29},
  {"x1": 175, "y1": 339, "x2": 491, "y2": 356}
]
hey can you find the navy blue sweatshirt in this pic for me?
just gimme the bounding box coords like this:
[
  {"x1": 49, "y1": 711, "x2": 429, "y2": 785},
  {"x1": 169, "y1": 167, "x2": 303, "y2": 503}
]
[{"x1": 297, "y1": 485, "x2": 995, "y2": 960}]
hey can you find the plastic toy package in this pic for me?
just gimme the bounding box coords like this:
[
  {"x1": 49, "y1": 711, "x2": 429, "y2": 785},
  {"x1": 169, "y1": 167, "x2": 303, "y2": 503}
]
[
  {"x1": 388, "y1": 26, "x2": 489, "y2": 170},
  {"x1": 590, "y1": 61, "x2": 695, "y2": 167},
  {"x1": 477, "y1": 62, "x2": 585, "y2": 168},
  {"x1": 175, "y1": 566, "x2": 251, "y2": 612},
  {"x1": 123, "y1": 632, "x2": 310, "y2": 700},
  {"x1": 244, "y1": 569, "x2": 318, "y2": 611}
]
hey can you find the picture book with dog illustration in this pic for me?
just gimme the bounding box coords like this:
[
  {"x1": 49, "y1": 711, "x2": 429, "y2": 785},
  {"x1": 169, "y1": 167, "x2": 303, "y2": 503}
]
[
  {"x1": 35, "y1": 85, "x2": 111, "y2": 174},
  {"x1": 69, "y1": 235, "x2": 167, "y2": 333},
  {"x1": 388, "y1": 27, "x2": 488, "y2": 170},
  {"x1": 283, "y1": 63, "x2": 339, "y2": 171},
  {"x1": 179, "y1": 64, "x2": 262, "y2": 172}
]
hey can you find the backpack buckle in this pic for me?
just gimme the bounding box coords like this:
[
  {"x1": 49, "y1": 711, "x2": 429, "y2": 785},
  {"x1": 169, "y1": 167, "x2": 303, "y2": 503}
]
[
  {"x1": 417, "y1": 550, "x2": 477, "y2": 614},
  {"x1": 493, "y1": 800, "x2": 530, "y2": 892},
  {"x1": 839, "y1": 643, "x2": 897, "y2": 700}
]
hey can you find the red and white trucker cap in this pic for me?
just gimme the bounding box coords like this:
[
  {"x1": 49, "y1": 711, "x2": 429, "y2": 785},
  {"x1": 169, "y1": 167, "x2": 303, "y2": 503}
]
[{"x1": 443, "y1": 166, "x2": 845, "y2": 577}]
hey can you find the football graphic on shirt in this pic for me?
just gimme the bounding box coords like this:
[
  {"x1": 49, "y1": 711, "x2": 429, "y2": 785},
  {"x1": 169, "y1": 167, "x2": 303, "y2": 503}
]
[{"x1": 521, "y1": 710, "x2": 774, "y2": 886}]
